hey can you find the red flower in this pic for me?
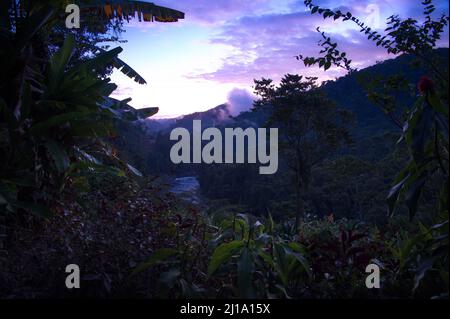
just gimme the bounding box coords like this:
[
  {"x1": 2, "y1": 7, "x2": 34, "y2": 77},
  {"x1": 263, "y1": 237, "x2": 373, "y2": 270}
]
[{"x1": 418, "y1": 76, "x2": 435, "y2": 95}]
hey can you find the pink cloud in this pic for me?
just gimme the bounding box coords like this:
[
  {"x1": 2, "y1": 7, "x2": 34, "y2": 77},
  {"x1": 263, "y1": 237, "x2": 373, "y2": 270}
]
[{"x1": 185, "y1": 1, "x2": 448, "y2": 85}]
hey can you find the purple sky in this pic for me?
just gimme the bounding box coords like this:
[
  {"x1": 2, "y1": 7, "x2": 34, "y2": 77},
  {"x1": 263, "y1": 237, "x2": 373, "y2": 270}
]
[{"x1": 109, "y1": 0, "x2": 449, "y2": 118}]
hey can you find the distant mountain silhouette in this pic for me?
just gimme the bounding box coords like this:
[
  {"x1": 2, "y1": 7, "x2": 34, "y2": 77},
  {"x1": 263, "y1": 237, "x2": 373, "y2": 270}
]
[
  {"x1": 322, "y1": 48, "x2": 449, "y2": 136},
  {"x1": 144, "y1": 48, "x2": 449, "y2": 137},
  {"x1": 144, "y1": 104, "x2": 233, "y2": 134},
  {"x1": 171, "y1": 104, "x2": 233, "y2": 130},
  {"x1": 121, "y1": 48, "x2": 448, "y2": 175}
]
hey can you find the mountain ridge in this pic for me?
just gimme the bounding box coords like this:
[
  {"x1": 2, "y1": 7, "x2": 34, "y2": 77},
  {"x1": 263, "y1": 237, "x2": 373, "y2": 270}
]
[{"x1": 143, "y1": 48, "x2": 449, "y2": 136}]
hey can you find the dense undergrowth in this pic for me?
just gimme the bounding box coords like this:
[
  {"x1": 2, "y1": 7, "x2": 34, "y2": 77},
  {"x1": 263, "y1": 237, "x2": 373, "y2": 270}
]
[{"x1": 1, "y1": 172, "x2": 447, "y2": 298}]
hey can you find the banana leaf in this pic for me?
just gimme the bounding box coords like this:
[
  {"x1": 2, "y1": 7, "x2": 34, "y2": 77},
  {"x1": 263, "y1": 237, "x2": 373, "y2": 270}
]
[{"x1": 78, "y1": 0, "x2": 185, "y2": 22}]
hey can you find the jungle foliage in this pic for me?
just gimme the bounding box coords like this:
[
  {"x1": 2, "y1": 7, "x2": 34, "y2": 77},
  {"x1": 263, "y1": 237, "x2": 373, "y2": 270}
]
[{"x1": 0, "y1": 0, "x2": 448, "y2": 299}]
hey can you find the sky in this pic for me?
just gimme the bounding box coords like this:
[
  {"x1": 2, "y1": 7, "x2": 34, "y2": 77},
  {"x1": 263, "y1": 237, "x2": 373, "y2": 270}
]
[{"x1": 108, "y1": 0, "x2": 449, "y2": 118}]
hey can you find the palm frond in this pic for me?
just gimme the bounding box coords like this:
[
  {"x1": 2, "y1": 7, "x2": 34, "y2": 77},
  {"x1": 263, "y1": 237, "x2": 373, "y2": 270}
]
[
  {"x1": 78, "y1": 0, "x2": 185, "y2": 23},
  {"x1": 89, "y1": 44, "x2": 147, "y2": 84}
]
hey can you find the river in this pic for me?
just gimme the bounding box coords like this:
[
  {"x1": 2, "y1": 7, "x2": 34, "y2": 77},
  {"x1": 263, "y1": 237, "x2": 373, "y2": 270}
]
[{"x1": 169, "y1": 176, "x2": 201, "y2": 204}]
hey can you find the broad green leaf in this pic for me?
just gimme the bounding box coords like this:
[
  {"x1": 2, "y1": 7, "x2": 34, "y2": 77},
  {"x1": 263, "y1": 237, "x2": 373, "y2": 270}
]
[
  {"x1": 414, "y1": 258, "x2": 435, "y2": 291},
  {"x1": 45, "y1": 140, "x2": 70, "y2": 173},
  {"x1": 237, "y1": 247, "x2": 254, "y2": 298},
  {"x1": 396, "y1": 234, "x2": 418, "y2": 269},
  {"x1": 258, "y1": 251, "x2": 274, "y2": 267},
  {"x1": 207, "y1": 230, "x2": 233, "y2": 250},
  {"x1": 47, "y1": 35, "x2": 75, "y2": 95},
  {"x1": 237, "y1": 213, "x2": 250, "y2": 226},
  {"x1": 267, "y1": 211, "x2": 275, "y2": 235},
  {"x1": 80, "y1": 1, "x2": 185, "y2": 24},
  {"x1": 113, "y1": 57, "x2": 148, "y2": 84},
  {"x1": 133, "y1": 107, "x2": 159, "y2": 120},
  {"x1": 287, "y1": 250, "x2": 312, "y2": 278},
  {"x1": 92, "y1": 45, "x2": 147, "y2": 84},
  {"x1": 69, "y1": 47, "x2": 123, "y2": 78},
  {"x1": 75, "y1": 148, "x2": 102, "y2": 165},
  {"x1": 208, "y1": 240, "x2": 245, "y2": 276},
  {"x1": 405, "y1": 171, "x2": 427, "y2": 219},
  {"x1": 273, "y1": 243, "x2": 289, "y2": 286},
  {"x1": 410, "y1": 102, "x2": 433, "y2": 163},
  {"x1": 431, "y1": 220, "x2": 449, "y2": 231},
  {"x1": 387, "y1": 174, "x2": 410, "y2": 216},
  {"x1": 29, "y1": 112, "x2": 88, "y2": 135},
  {"x1": 126, "y1": 163, "x2": 143, "y2": 177},
  {"x1": 255, "y1": 233, "x2": 271, "y2": 247}
]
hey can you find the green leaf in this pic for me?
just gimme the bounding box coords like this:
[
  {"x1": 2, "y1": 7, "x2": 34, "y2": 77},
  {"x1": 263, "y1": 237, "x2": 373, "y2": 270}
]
[
  {"x1": 129, "y1": 248, "x2": 178, "y2": 278},
  {"x1": 86, "y1": 44, "x2": 147, "y2": 84},
  {"x1": 45, "y1": 140, "x2": 70, "y2": 173},
  {"x1": 102, "y1": 97, "x2": 158, "y2": 121},
  {"x1": 267, "y1": 211, "x2": 275, "y2": 235},
  {"x1": 208, "y1": 240, "x2": 245, "y2": 276},
  {"x1": 387, "y1": 174, "x2": 410, "y2": 216},
  {"x1": 75, "y1": 148, "x2": 102, "y2": 165},
  {"x1": 405, "y1": 171, "x2": 427, "y2": 219},
  {"x1": 29, "y1": 112, "x2": 88, "y2": 135},
  {"x1": 410, "y1": 102, "x2": 433, "y2": 163},
  {"x1": 47, "y1": 35, "x2": 75, "y2": 95},
  {"x1": 237, "y1": 247, "x2": 254, "y2": 298},
  {"x1": 69, "y1": 47, "x2": 123, "y2": 77},
  {"x1": 237, "y1": 213, "x2": 250, "y2": 227},
  {"x1": 287, "y1": 250, "x2": 312, "y2": 278},
  {"x1": 258, "y1": 251, "x2": 274, "y2": 267},
  {"x1": 414, "y1": 258, "x2": 435, "y2": 291},
  {"x1": 273, "y1": 243, "x2": 289, "y2": 286},
  {"x1": 126, "y1": 163, "x2": 143, "y2": 177},
  {"x1": 133, "y1": 107, "x2": 159, "y2": 119}
]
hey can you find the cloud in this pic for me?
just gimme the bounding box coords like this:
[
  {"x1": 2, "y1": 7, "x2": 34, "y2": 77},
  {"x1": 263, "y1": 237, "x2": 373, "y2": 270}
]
[
  {"x1": 186, "y1": 0, "x2": 448, "y2": 85},
  {"x1": 186, "y1": 11, "x2": 391, "y2": 84},
  {"x1": 113, "y1": 0, "x2": 449, "y2": 118},
  {"x1": 226, "y1": 88, "x2": 256, "y2": 115}
]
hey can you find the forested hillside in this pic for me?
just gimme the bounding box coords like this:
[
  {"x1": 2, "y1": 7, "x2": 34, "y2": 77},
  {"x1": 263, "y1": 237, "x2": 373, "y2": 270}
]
[
  {"x1": 0, "y1": 0, "x2": 448, "y2": 300},
  {"x1": 116, "y1": 49, "x2": 447, "y2": 225}
]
